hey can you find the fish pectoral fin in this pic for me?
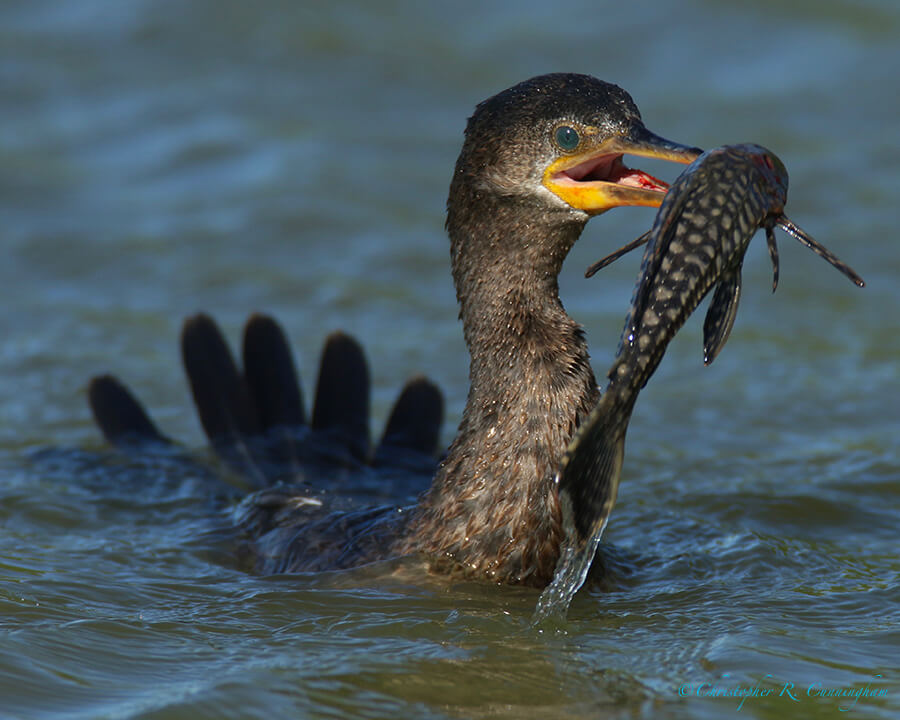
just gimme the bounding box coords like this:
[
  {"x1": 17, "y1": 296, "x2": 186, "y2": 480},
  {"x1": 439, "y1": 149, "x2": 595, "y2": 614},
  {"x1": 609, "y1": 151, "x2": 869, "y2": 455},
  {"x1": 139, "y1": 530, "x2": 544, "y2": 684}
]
[
  {"x1": 585, "y1": 230, "x2": 652, "y2": 278},
  {"x1": 765, "y1": 225, "x2": 780, "y2": 292},
  {"x1": 776, "y1": 215, "x2": 865, "y2": 288},
  {"x1": 702, "y1": 265, "x2": 743, "y2": 365}
]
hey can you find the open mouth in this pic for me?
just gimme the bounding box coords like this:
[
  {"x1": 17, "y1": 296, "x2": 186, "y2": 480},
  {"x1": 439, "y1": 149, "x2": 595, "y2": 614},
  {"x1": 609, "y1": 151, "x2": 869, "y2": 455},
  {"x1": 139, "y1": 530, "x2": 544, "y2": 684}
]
[
  {"x1": 542, "y1": 131, "x2": 700, "y2": 215},
  {"x1": 552, "y1": 153, "x2": 670, "y2": 193}
]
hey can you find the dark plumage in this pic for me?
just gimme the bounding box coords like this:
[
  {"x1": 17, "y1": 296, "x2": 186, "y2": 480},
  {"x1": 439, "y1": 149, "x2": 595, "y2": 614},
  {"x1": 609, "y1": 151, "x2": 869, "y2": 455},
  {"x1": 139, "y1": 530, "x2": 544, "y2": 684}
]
[{"x1": 89, "y1": 74, "x2": 701, "y2": 587}]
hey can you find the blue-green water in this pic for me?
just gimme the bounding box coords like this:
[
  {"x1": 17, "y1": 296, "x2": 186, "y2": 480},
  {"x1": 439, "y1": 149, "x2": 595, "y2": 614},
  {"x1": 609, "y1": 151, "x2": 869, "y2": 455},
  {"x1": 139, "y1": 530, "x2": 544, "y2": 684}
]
[{"x1": 1, "y1": 1, "x2": 898, "y2": 718}]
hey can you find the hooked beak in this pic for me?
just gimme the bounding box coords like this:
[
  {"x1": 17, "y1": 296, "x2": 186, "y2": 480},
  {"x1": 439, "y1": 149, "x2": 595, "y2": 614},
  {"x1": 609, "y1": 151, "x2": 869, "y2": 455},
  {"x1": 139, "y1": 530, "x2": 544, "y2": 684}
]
[{"x1": 543, "y1": 125, "x2": 702, "y2": 215}]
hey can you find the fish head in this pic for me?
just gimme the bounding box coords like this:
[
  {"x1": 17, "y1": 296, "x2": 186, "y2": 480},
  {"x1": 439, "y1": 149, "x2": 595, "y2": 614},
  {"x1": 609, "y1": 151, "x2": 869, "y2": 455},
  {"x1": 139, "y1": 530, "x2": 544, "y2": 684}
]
[{"x1": 735, "y1": 143, "x2": 790, "y2": 216}]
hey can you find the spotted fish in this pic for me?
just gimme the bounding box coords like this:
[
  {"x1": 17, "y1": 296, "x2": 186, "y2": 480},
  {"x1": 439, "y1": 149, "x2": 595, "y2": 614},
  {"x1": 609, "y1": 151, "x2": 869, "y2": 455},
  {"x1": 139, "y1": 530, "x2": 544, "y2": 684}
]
[{"x1": 535, "y1": 144, "x2": 864, "y2": 619}]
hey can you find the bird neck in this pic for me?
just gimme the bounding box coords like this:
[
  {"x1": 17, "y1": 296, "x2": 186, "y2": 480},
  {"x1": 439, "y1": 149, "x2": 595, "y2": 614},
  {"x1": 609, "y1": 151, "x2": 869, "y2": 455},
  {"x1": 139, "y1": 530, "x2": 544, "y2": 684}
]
[{"x1": 404, "y1": 196, "x2": 600, "y2": 586}]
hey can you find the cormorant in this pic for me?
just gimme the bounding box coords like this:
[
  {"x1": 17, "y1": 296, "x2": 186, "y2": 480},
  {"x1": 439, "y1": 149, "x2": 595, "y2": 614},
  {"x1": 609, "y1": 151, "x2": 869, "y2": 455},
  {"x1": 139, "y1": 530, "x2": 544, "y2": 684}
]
[{"x1": 89, "y1": 73, "x2": 701, "y2": 587}]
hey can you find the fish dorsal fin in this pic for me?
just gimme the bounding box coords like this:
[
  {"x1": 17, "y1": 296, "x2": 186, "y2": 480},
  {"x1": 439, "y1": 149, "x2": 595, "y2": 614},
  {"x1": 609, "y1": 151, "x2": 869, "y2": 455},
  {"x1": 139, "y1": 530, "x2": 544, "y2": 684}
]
[{"x1": 702, "y1": 264, "x2": 743, "y2": 365}]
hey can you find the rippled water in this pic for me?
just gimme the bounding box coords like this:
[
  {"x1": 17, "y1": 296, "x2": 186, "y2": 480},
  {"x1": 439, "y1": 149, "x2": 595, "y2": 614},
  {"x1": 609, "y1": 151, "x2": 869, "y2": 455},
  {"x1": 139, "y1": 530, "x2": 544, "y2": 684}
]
[{"x1": 2, "y1": 1, "x2": 898, "y2": 718}]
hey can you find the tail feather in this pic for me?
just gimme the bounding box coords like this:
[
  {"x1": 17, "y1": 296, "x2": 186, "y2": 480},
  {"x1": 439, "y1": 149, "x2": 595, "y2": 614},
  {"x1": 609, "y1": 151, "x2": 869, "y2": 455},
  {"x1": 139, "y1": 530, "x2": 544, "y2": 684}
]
[
  {"x1": 88, "y1": 374, "x2": 171, "y2": 447},
  {"x1": 181, "y1": 313, "x2": 265, "y2": 483},
  {"x1": 240, "y1": 314, "x2": 308, "y2": 473},
  {"x1": 375, "y1": 375, "x2": 444, "y2": 460},
  {"x1": 89, "y1": 314, "x2": 444, "y2": 484},
  {"x1": 312, "y1": 331, "x2": 371, "y2": 461},
  {"x1": 242, "y1": 313, "x2": 306, "y2": 430}
]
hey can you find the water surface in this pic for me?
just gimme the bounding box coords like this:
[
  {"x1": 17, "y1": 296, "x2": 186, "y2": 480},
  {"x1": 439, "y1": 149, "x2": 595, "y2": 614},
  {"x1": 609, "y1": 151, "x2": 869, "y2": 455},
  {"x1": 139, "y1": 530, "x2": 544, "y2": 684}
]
[{"x1": 1, "y1": 1, "x2": 898, "y2": 718}]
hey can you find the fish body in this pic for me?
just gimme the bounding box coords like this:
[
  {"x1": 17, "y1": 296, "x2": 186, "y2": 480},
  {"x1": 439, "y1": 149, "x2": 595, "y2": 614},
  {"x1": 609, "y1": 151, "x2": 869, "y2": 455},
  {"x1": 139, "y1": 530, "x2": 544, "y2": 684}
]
[
  {"x1": 563, "y1": 144, "x2": 789, "y2": 547},
  {"x1": 624, "y1": 145, "x2": 788, "y2": 375},
  {"x1": 535, "y1": 144, "x2": 863, "y2": 619}
]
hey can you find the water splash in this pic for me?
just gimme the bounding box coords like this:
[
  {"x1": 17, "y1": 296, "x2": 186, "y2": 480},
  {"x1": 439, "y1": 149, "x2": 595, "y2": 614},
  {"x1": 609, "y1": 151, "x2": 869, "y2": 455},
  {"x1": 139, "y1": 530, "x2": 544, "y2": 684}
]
[{"x1": 532, "y1": 518, "x2": 608, "y2": 623}]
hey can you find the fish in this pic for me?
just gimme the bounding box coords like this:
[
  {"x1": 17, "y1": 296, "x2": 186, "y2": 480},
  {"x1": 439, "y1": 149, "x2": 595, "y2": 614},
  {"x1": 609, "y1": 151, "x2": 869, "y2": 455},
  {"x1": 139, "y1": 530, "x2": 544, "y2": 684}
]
[{"x1": 534, "y1": 144, "x2": 864, "y2": 620}]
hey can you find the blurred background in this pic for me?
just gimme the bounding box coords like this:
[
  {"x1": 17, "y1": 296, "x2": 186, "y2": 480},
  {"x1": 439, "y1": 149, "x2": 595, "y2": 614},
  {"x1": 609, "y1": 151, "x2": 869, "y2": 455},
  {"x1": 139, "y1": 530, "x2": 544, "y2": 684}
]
[
  {"x1": 1, "y1": 1, "x2": 898, "y2": 719},
  {"x1": 3, "y1": 0, "x2": 896, "y2": 447}
]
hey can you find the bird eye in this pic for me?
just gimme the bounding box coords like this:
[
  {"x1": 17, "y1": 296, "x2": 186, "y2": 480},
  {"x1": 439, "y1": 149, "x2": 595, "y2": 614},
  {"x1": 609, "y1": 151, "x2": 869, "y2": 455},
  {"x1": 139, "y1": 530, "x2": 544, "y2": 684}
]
[{"x1": 554, "y1": 125, "x2": 580, "y2": 152}]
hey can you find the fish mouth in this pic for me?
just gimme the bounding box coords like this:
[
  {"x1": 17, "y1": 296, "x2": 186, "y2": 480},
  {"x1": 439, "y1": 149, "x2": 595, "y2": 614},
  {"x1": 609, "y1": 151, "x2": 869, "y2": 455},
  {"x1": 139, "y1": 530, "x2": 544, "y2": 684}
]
[{"x1": 543, "y1": 127, "x2": 702, "y2": 215}]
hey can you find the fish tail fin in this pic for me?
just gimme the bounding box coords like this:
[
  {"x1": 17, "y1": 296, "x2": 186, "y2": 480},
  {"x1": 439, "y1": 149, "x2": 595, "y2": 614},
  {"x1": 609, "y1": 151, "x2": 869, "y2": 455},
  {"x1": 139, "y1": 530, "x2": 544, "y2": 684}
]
[
  {"x1": 557, "y1": 387, "x2": 635, "y2": 548},
  {"x1": 535, "y1": 388, "x2": 635, "y2": 622}
]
